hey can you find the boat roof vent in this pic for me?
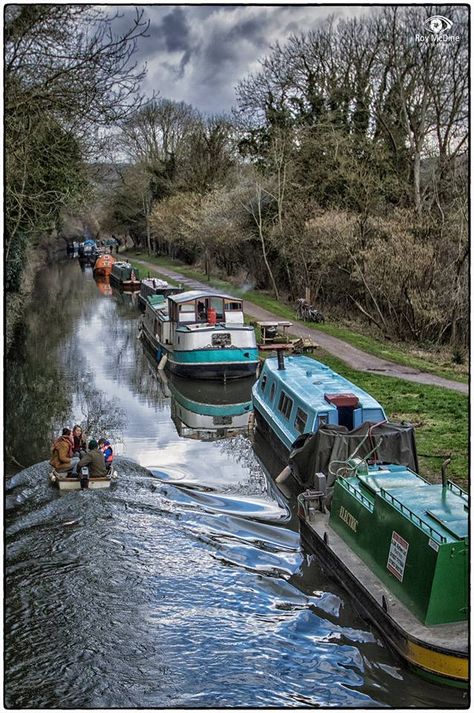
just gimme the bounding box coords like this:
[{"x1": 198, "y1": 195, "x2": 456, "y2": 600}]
[{"x1": 324, "y1": 393, "x2": 359, "y2": 408}]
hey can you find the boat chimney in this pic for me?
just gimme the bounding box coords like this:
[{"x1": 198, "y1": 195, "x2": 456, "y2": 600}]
[
  {"x1": 277, "y1": 349, "x2": 285, "y2": 370},
  {"x1": 441, "y1": 456, "x2": 451, "y2": 487}
]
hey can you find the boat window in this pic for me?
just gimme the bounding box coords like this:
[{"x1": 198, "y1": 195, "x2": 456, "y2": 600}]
[
  {"x1": 318, "y1": 414, "x2": 328, "y2": 427},
  {"x1": 224, "y1": 300, "x2": 242, "y2": 311},
  {"x1": 179, "y1": 302, "x2": 195, "y2": 313},
  {"x1": 207, "y1": 296, "x2": 224, "y2": 321},
  {"x1": 294, "y1": 408, "x2": 308, "y2": 434},
  {"x1": 260, "y1": 375, "x2": 267, "y2": 392},
  {"x1": 269, "y1": 382, "x2": 275, "y2": 401},
  {"x1": 278, "y1": 391, "x2": 293, "y2": 420}
]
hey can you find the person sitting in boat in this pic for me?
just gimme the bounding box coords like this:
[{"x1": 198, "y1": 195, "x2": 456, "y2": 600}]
[
  {"x1": 72, "y1": 424, "x2": 87, "y2": 458},
  {"x1": 98, "y1": 438, "x2": 113, "y2": 470},
  {"x1": 50, "y1": 428, "x2": 80, "y2": 476},
  {"x1": 75, "y1": 440, "x2": 107, "y2": 479},
  {"x1": 197, "y1": 300, "x2": 206, "y2": 321}
]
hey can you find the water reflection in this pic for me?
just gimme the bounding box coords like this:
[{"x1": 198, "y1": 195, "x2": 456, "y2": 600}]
[
  {"x1": 94, "y1": 275, "x2": 112, "y2": 297},
  {"x1": 167, "y1": 374, "x2": 254, "y2": 441}
]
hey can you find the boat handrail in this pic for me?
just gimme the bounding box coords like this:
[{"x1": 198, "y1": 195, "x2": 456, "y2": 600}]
[
  {"x1": 446, "y1": 480, "x2": 469, "y2": 501},
  {"x1": 379, "y1": 488, "x2": 447, "y2": 543},
  {"x1": 338, "y1": 478, "x2": 374, "y2": 511}
]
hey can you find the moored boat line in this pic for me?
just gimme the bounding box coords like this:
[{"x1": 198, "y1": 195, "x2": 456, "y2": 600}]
[{"x1": 248, "y1": 347, "x2": 468, "y2": 689}]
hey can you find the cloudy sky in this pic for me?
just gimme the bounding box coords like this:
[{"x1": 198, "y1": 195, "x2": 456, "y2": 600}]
[{"x1": 112, "y1": 4, "x2": 370, "y2": 115}]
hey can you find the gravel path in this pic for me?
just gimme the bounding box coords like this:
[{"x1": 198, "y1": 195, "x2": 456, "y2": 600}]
[{"x1": 134, "y1": 258, "x2": 468, "y2": 395}]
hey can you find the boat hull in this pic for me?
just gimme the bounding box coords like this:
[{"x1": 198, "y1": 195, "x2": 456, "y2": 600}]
[
  {"x1": 140, "y1": 329, "x2": 258, "y2": 380},
  {"x1": 298, "y1": 512, "x2": 468, "y2": 689},
  {"x1": 52, "y1": 475, "x2": 112, "y2": 491},
  {"x1": 109, "y1": 273, "x2": 141, "y2": 291},
  {"x1": 253, "y1": 405, "x2": 291, "y2": 463},
  {"x1": 168, "y1": 358, "x2": 258, "y2": 380}
]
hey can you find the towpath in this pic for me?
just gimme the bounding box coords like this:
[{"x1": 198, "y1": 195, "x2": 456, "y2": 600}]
[{"x1": 132, "y1": 258, "x2": 468, "y2": 395}]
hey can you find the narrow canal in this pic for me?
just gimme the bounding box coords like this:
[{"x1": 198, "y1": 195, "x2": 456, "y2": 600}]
[{"x1": 5, "y1": 260, "x2": 467, "y2": 708}]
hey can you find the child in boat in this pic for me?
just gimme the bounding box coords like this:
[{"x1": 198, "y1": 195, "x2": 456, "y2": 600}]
[{"x1": 98, "y1": 438, "x2": 114, "y2": 470}]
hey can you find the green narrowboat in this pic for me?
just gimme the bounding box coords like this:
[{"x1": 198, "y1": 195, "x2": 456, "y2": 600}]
[
  {"x1": 296, "y1": 462, "x2": 468, "y2": 688},
  {"x1": 109, "y1": 261, "x2": 141, "y2": 291}
]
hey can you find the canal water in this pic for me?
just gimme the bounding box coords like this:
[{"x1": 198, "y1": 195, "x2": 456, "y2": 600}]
[{"x1": 5, "y1": 260, "x2": 467, "y2": 708}]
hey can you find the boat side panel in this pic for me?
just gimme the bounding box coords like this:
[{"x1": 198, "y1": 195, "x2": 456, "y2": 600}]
[{"x1": 299, "y1": 518, "x2": 468, "y2": 688}]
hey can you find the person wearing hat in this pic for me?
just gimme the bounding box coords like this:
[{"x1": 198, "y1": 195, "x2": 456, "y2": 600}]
[{"x1": 75, "y1": 439, "x2": 107, "y2": 479}]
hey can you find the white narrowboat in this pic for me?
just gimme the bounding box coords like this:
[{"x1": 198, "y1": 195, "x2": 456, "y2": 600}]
[{"x1": 140, "y1": 290, "x2": 259, "y2": 380}]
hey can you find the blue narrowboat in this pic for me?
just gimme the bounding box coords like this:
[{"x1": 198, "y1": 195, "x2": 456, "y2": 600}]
[
  {"x1": 140, "y1": 290, "x2": 259, "y2": 380},
  {"x1": 252, "y1": 353, "x2": 386, "y2": 459}
]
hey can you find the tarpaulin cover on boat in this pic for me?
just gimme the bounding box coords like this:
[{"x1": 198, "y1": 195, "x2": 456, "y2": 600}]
[{"x1": 289, "y1": 421, "x2": 418, "y2": 489}]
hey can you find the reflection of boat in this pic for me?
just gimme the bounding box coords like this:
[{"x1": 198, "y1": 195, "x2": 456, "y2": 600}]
[
  {"x1": 109, "y1": 262, "x2": 141, "y2": 291},
  {"x1": 95, "y1": 275, "x2": 113, "y2": 297},
  {"x1": 138, "y1": 277, "x2": 183, "y2": 311},
  {"x1": 295, "y1": 461, "x2": 468, "y2": 689},
  {"x1": 112, "y1": 287, "x2": 138, "y2": 309},
  {"x1": 252, "y1": 353, "x2": 387, "y2": 463},
  {"x1": 168, "y1": 375, "x2": 254, "y2": 440},
  {"x1": 93, "y1": 253, "x2": 116, "y2": 277},
  {"x1": 140, "y1": 290, "x2": 259, "y2": 380}
]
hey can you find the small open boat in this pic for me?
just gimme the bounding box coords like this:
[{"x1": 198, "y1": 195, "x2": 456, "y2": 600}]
[{"x1": 49, "y1": 468, "x2": 117, "y2": 491}]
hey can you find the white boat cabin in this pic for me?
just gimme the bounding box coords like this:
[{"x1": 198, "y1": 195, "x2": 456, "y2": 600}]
[{"x1": 168, "y1": 291, "x2": 245, "y2": 326}]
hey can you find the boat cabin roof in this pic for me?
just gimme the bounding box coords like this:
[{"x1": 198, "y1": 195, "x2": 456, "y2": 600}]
[
  {"x1": 353, "y1": 465, "x2": 468, "y2": 542},
  {"x1": 168, "y1": 290, "x2": 241, "y2": 305},
  {"x1": 262, "y1": 354, "x2": 384, "y2": 411}
]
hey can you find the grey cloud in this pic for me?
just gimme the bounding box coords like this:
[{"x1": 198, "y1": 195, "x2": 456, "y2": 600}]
[
  {"x1": 130, "y1": 5, "x2": 369, "y2": 115},
  {"x1": 160, "y1": 7, "x2": 190, "y2": 52}
]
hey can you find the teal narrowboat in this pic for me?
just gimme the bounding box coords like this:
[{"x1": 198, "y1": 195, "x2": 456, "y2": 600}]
[
  {"x1": 252, "y1": 354, "x2": 386, "y2": 459},
  {"x1": 296, "y1": 462, "x2": 468, "y2": 688},
  {"x1": 140, "y1": 290, "x2": 259, "y2": 380}
]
